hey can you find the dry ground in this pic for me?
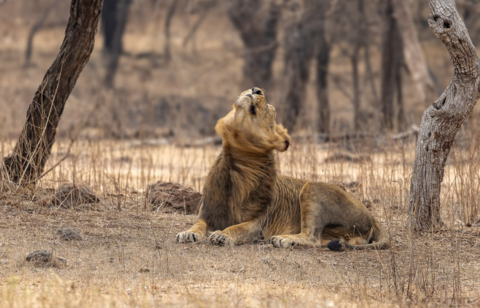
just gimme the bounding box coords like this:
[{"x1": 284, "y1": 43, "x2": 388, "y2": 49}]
[
  {"x1": 1, "y1": 140, "x2": 480, "y2": 308},
  {"x1": 2, "y1": 2, "x2": 480, "y2": 307}
]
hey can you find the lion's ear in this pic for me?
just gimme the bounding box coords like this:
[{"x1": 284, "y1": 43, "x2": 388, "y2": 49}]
[{"x1": 273, "y1": 124, "x2": 291, "y2": 152}]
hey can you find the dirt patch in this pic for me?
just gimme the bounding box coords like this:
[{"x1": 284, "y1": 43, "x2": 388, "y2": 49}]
[
  {"x1": 51, "y1": 183, "x2": 101, "y2": 209},
  {"x1": 147, "y1": 181, "x2": 202, "y2": 214}
]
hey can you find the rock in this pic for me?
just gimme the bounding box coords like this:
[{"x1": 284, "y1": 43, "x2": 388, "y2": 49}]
[
  {"x1": 57, "y1": 228, "x2": 83, "y2": 241},
  {"x1": 52, "y1": 183, "x2": 101, "y2": 209},
  {"x1": 26, "y1": 250, "x2": 67, "y2": 268},
  {"x1": 147, "y1": 181, "x2": 202, "y2": 214}
]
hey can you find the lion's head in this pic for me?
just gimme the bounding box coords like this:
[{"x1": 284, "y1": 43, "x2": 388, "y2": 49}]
[{"x1": 215, "y1": 87, "x2": 291, "y2": 154}]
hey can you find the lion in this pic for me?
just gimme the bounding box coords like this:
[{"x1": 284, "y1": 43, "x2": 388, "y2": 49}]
[{"x1": 176, "y1": 87, "x2": 389, "y2": 251}]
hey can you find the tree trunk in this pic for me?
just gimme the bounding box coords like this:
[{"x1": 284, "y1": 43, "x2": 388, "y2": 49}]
[
  {"x1": 164, "y1": 0, "x2": 178, "y2": 63},
  {"x1": 380, "y1": 0, "x2": 402, "y2": 131},
  {"x1": 102, "y1": 0, "x2": 131, "y2": 88},
  {"x1": 393, "y1": 0, "x2": 437, "y2": 106},
  {"x1": 408, "y1": 0, "x2": 480, "y2": 230},
  {"x1": 316, "y1": 39, "x2": 330, "y2": 134},
  {"x1": 313, "y1": 0, "x2": 331, "y2": 134},
  {"x1": 281, "y1": 10, "x2": 314, "y2": 131},
  {"x1": 363, "y1": 32, "x2": 379, "y2": 109},
  {"x1": 228, "y1": 0, "x2": 281, "y2": 91},
  {"x1": 1, "y1": 0, "x2": 103, "y2": 185},
  {"x1": 282, "y1": 0, "x2": 331, "y2": 132},
  {"x1": 396, "y1": 61, "x2": 407, "y2": 131},
  {"x1": 24, "y1": 2, "x2": 56, "y2": 67}
]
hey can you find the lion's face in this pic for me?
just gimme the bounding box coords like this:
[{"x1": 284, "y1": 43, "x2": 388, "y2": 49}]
[{"x1": 216, "y1": 87, "x2": 291, "y2": 154}]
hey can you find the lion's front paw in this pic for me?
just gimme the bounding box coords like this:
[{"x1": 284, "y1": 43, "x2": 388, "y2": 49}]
[
  {"x1": 209, "y1": 231, "x2": 234, "y2": 246},
  {"x1": 270, "y1": 235, "x2": 296, "y2": 248},
  {"x1": 176, "y1": 231, "x2": 203, "y2": 243}
]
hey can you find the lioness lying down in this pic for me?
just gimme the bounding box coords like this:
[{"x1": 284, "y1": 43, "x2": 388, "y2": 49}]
[{"x1": 176, "y1": 88, "x2": 389, "y2": 251}]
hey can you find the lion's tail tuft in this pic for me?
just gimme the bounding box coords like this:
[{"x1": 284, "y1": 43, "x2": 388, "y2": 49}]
[{"x1": 327, "y1": 239, "x2": 349, "y2": 252}]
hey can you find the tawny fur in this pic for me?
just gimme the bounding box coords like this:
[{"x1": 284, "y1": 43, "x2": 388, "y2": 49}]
[{"x1": 176, "y1": 88, "x2": 389, "y2": 250}]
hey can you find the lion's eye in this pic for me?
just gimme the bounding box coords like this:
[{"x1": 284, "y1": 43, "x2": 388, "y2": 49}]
[
  {"x1": 250, "y1": 104, "x2": 256, "y2": 115},
  {"x1": 254, "y1": 90, "x2": 262, "y2": 95}
]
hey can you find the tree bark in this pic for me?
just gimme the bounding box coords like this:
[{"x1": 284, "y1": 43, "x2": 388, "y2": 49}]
[
  {"x1": 281, "y1": 9, "x2": 314, "y2": 131},
  {"x1": 102, "y1": 0, "x2": 131, "y2": 88},
  {"x1": 1, "y1": 0, "x2": 103, "y2": 185},
  {"x1": 228, "y1": 0, "x2": 281, "y2": 91},
  {"x1": 380, "y1": 0, "x2": 403, "y2": 131},
  {"x1": 408, "y1": 0, "x2": 480, "y2": 230},
  {"x1": 313, "y1": 0, "x2": 331, "y2": 134},
  {"x1": 393, "y1": 0, "x2": 437, "y2": 106},
  {"x1": 164, "y1": 0, "x2": 178, "y2": 63},
  {"x1": 396, "y1": 60, "x2": 407, "y2": 132},
  {"x1": 282, "y1": 0, "x2": 331, "y2": 132},
  {"x1": 24, "y1": 2, "x2": 56, "y2": 67}
]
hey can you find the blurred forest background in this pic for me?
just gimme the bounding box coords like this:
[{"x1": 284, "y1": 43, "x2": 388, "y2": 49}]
[{"x1": 1, "y1": 0, "x2": 479, "y2": 142}]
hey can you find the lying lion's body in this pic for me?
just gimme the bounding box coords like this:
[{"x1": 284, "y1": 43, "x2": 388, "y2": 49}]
[{"x1": 177, "y1": 88, "x2": 389, "y2": 250}]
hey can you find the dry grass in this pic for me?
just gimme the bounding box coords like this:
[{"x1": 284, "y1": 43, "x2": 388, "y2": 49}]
[
  {"x1": 2, "y1": 1, "x2": 480, "y2": 307},
  {"x1": 1, "y1": 139, "x2": 480, "y2": 307}
]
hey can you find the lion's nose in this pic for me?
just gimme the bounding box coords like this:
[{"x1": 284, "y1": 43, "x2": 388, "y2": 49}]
[{"x1": 285, "y1": 140, "x2": 290, "y2": 150}]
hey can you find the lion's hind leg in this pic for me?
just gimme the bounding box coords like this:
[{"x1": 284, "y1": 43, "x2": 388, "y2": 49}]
[
  {"x1": 270, "y1": 234, "x2": 320, "y2": 248},
  {"x1": 271, "y1": 182, "x2": 324, "y2": 248}
]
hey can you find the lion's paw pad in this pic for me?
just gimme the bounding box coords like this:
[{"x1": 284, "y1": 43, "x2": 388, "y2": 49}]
[
  {"x1": 270, "y1": 236, "x2": 296, "y2": 248},
  {"x1": 209, "y1": 232, "x2": 233, "y2": 246},
  {"x1": 176, "y1": 231, "x2": 202, "y2": 243}
]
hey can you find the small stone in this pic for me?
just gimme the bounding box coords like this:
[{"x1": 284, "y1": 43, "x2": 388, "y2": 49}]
[
  {"x1": 57, "y1": 228, "x2": 83, "y2": 241},
  {"x1": 26, "y1": 250, "x2": 67, "y2": 268},
  {"x1": 139, "y1": 268, "x2": 150, "y2": 273},
  {"x1": 26, "y1": 250, "x2": 52, "y2": 263}
]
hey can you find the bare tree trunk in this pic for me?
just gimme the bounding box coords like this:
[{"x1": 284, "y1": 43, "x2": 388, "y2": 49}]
[
  {"x1": 380, "y1": 0, "x2": 400, "y2": 131},
  {"x1": 183, "y1": 0, "x2": 217, "y2": 49},
  {"x1": 1, "y1": 0, "x2": 103, "y2": 185},
  {"x1": 102, "y1": 0, "x2": 131, "y2": 88},
  {"x1": 163, "y1": 0, "x2": 178, "y2": 63},
  {"x1": 408, "y1": 0, "x2": 480, "y2": 230},
  {"x1": 359, "y1": 0, "x2": 379, "y2": 109},
  {"x1": 281, "y1": 9, "x2": 314, "y2": 131},
  {"x1": 351, "y1": 47, "x2": 361, "y2": 131},
  {"x1": 282, "y1": 0, "x2": 331, "y2": 132},
  {"x1": 396, "y1": 62, "x2": 407, "y2": 131},
  {"x1": 228, "y1": 0, "x2": 281, "y2": 90},
  {"x1": 316, "y1": 39, "x2": 330, "y2": 134},
  {"x1": 313, "y1": 0, "x2": 331, "y2": 134},
  {"x1": 350, "y1": 0, "x2": 365, "y2": 131},
  {"x1": 24, "y1": 2, "x2": 56, "y2": 67},
  {"x1": 393, "y1": 0, "x2": 436, "y2": 106}
]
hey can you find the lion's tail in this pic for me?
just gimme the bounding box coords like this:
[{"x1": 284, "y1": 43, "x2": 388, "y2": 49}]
[{"x1": 327, "y1": 222, "x2": 390, "y2": 251}]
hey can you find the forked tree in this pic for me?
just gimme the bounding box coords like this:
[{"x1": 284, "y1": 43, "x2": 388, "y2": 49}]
[
  {"x1": 282, "y1": 0, "x2": 331, "y2": 133},
  {"x1": 409, "y1": 0, "x2": 480, "y2": 230},
  {"x1": 228, "y1": 0, "x2": 281, "y2": 91},
  {"x1": 1, "y1": 0, "x2": 103, "y2": 185}
]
